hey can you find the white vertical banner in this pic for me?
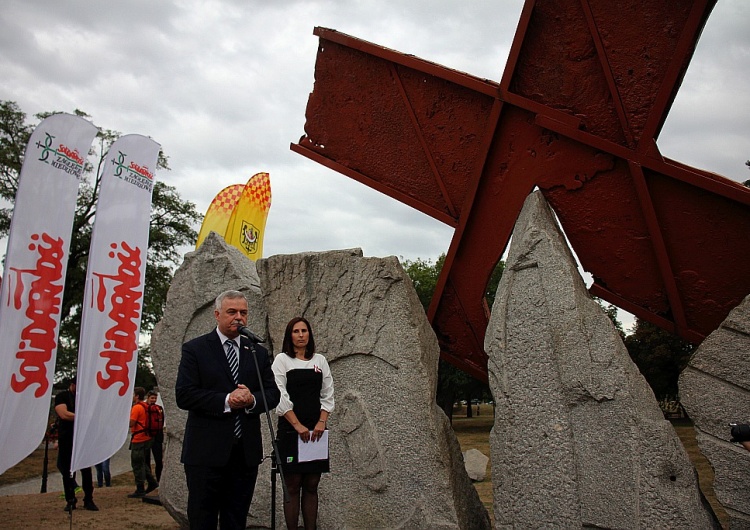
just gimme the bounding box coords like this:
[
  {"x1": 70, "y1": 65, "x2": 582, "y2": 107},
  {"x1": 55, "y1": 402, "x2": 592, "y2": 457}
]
[
  {"x1": 70, "y1": 134, "x2": 160, "y2": 472},
  {"x1": 0, "y1": 114, "x2": 97, "y2": 474}
]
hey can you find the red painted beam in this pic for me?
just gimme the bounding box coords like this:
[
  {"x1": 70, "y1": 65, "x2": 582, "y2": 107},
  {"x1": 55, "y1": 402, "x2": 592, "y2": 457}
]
[{"x1": 292, "y1": 0, "x2": 749, "y2": 380}]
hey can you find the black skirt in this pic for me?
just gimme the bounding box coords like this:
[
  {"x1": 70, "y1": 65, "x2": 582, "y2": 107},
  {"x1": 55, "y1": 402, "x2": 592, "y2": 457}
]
[
  {"x1": 276, "y1": 360, "x2": 330, "y2": 474},
  {"x1": 276, "y1": 423, "x2": 330, "y2": 474}
]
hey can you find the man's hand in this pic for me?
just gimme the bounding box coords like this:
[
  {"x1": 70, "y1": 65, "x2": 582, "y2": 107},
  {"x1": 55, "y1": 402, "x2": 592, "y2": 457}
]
[{"x1": 228, "y1": 384, "x2": 255, "y2": 409}]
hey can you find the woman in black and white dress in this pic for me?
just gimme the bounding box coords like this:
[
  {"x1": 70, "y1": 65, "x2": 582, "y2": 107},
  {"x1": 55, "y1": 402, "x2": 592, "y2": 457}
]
[{"x1": 272, "y1": 317, "x2": 334, "y2": 530}]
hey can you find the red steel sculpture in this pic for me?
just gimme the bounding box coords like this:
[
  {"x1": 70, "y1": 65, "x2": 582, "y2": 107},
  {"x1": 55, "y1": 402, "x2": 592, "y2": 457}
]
[{"x1": 291, "y1": 0, "x2": 750, "y2": 381}]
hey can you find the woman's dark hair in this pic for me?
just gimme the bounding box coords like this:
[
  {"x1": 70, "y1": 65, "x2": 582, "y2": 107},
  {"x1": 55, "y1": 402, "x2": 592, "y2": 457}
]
[{"x1": 282, "y1": 317, "x2": 316, "y2": 359}]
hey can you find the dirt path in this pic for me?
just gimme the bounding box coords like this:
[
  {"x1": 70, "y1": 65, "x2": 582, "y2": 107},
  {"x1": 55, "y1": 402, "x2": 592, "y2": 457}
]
[
  {"x1": 0, "y1": 440, "x2": 179, "y2": 529},
  {"x1": 0, "y1": 485, "x2": 179, "y2": 529}
]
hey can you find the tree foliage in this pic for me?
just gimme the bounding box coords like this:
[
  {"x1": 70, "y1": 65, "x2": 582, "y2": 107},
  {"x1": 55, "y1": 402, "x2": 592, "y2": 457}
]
[
  {"x1": 401, "y1": 254, "x2": 503, "y2": 420},
  {"x1": 624, "y1": 319, "x2": 695, "y2": 400},
  {"x1": 0, "y1": 101, "x2": 202, "y2": 381},
  {"x1": 402, "y1": 254, "x2": 445, "y2": 310}
]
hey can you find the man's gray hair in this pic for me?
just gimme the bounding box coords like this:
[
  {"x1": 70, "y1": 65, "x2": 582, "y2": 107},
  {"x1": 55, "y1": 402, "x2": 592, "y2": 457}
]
[{"x1": 215, "y1": 290, "x2": 247, "y2": 310}]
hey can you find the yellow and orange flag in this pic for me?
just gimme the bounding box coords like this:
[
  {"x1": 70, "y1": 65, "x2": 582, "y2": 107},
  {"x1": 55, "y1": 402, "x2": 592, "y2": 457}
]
[
  {"x1": 196, "y1": 184, "x2": 244, "y2": 249},
  {"x1": 196, "y1": 172, "x2": 272, "y2": 261}
]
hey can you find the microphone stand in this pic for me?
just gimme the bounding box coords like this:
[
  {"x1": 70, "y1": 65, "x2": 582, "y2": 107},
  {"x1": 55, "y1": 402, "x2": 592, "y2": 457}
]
[{"x1": 246, "y1": 340, "x2": 289, "y2": 530}]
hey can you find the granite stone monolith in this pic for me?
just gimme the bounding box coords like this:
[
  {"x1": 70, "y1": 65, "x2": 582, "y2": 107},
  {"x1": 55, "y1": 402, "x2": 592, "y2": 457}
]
[
  {"x1": 150, "y1": 232, "x2": 271, "y2": 528},
  {"x1": 486, "y1": 191, "x2": 718, "y2": 529},
  {"x1": 680, "y1": 294, "x2": 750, "y2": 528},
  {"x1": 257, "y1": 248, "x2": 490, "y2": 530},
  {"x1": 151, "y1": 233, "x2": 490, "y2": 529}
]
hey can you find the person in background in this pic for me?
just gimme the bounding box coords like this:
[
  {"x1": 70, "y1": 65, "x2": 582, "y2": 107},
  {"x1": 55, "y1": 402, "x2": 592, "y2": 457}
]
[
  {"x1": 128, "y1": 386, "x2": 158, "y2": 498},
  {"x1": 55, "y1": 376, "x2": 98, "y2": 512},
  {"x1": 145, "y1": 389, "x2": 165, "y2": 482},
  {"x1": 95, "y1": 458, "x2": 111, "y2": 487},
  {"x1": 176, "y1": 289, "x2": 280, "y2": 529},
  {"x1": 272, "y1": 317, "x2": 334, "y2": 530}
]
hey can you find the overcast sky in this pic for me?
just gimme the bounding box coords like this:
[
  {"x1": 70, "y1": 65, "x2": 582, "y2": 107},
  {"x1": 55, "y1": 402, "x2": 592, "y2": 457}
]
[{"x1": 2, "y1": 1, "x2": 748, "y2": 330}]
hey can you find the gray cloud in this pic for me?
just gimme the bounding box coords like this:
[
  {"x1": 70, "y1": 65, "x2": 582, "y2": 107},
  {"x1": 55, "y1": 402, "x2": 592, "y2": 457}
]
[{"x1": 1, "y1": 0, "x2": 747, "y2": 275}]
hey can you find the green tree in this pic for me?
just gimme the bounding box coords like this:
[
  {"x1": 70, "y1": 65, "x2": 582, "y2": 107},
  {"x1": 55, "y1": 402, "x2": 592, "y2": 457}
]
[
  {"x1": 135, "y1": 345, "x2": 158, "y2": 390},
  {"x1": 624, "y1": 318, "x2": 695, "y2": 400},
  {"x1": 402, "y1": 254, "x2": 503, "y2": 420},
  {"x1": 0, "y1": 101, "x2": 202, "y2": 382},
  {"x1": 402, "y1": 254, "x2": 445, "y2": 310}
]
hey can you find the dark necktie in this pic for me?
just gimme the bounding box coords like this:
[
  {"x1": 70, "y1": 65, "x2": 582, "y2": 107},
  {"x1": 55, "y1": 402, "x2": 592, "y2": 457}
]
[{"x1": 224, "y1": 339, "x2": 242, "y2": 438}]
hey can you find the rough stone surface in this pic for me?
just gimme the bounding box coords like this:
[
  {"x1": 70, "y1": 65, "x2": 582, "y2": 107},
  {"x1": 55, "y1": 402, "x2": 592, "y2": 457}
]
[
  {"x1": 680, "y1": 294, "x2": 750, "y2": 528},
  {"x1": 486, "y1": 191, "x2": 718, "y2": 529},
  {"x1": 151, "y1": 235, "x2": 489, "y2": 529},
  {"x1": 150, "y1": 232, "x2": 271, "y2": 529},
  {"x1": 257, "y1": 249, "x2": 490, "y2": 530},
  {"x1": 463, "y1": 448, "x2": 489, "y2": 482}
]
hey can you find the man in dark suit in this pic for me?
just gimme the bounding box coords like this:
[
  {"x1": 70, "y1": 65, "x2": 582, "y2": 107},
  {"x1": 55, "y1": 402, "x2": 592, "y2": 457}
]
[{"x1": 176, "y1": 290, "x2": 280, "y2": 529}]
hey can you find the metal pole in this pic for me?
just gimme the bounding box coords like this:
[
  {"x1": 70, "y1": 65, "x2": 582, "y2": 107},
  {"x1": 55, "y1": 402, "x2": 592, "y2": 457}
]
[
  {"x1": 40, "y1": 430, "x2": 50, "y2": 493},
  {"x1": 271, "y1": 455, "x2": 277, "y2": 530},
  {"x1": 248, "y1": 342, "x2": 289, "y2": 508}
]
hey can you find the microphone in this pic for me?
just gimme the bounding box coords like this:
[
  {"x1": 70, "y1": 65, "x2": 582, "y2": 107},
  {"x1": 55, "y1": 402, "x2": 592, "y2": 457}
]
[{"x1": 238, "y1": 326, "x2": 265, "y2": 344}]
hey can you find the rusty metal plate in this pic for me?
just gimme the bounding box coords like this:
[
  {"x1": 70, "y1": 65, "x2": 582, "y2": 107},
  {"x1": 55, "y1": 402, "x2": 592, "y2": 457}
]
[{"x1": 292, "y1": 0, "x2": 750, "y2": 380}]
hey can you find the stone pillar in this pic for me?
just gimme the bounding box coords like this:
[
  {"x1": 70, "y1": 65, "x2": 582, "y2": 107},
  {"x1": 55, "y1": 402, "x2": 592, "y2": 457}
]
[
  {"x1": 151, "y1": 234, "x2": 490, "y2": 529},
  {"x1": 680, "y1": 294, "x2": 750, "y2": 528},
  {"x1": 150, "y1": 232, "x2": 269, "y2": 528},
  {"x1": 258, "y1": 248, "x2": 490, "y2": 529},
  {"x1": 486, "y1": 191, "x2": 718, "y2": 529}
]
